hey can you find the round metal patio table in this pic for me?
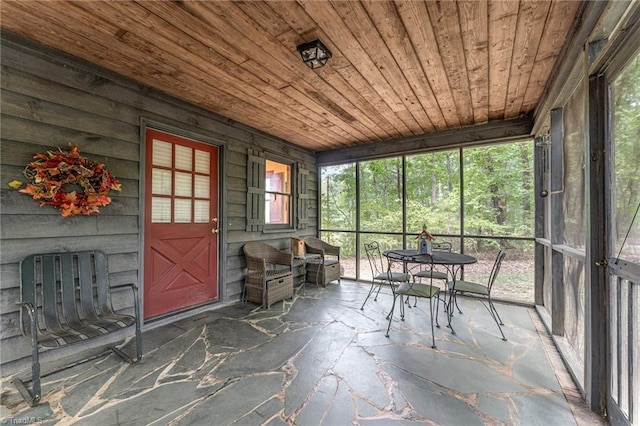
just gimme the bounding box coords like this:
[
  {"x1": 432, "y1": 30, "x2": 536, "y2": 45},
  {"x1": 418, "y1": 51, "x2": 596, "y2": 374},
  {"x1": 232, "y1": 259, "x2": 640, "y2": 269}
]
[{"x1": 383, "y1": 249, "x2": 477, "y2": 333}]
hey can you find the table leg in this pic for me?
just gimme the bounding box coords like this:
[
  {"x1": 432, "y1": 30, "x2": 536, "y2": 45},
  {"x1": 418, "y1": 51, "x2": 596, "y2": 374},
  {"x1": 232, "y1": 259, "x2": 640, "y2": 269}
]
[{"x1": 444, "y1": 264, "x2": 463, "y2": 335}]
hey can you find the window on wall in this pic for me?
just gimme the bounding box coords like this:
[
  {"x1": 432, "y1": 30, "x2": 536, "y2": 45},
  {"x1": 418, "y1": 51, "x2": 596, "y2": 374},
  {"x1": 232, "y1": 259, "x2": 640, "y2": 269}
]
[
  {"x1": 246, "y1": 149, "x2": 306, "y2": 232},
  {"x1": 265, "y1": 159, "x2": 291, "y2": 225}
]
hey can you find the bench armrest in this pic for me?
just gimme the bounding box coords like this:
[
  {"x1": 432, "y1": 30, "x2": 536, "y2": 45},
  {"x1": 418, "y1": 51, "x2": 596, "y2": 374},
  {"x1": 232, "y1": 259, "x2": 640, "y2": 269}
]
[
  {"x1": 109, "y1": 282, "x2": 142, "y2": 360},
  {"x1": 111, "y1": 282, "x2": 139, "y2": 291},
  {"x1": 17, "y1": 301, "x2": 35, "y2": 315},
  {"x1": 16, "y1": 302, "x2": 39, "y2": 344}
]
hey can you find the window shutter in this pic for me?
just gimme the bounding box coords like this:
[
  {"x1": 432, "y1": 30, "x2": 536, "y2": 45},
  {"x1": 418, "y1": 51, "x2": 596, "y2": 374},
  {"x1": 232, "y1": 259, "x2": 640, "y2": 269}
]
[
  {"x1": 246, "y1": 149, "x2": 265, "y2": 232},
  {"x1": 297, "y1": 164, "x2": 309, "y2": 229}
]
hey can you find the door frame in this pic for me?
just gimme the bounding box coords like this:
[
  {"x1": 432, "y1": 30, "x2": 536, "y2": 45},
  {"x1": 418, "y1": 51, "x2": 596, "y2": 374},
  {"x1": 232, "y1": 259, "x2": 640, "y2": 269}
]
[
  {"x1": 600, "y1": 26, "x2": 640, "y2": 425},
  {"x1": 139, "y1": 119, "x2": 227, "y2": 327}
]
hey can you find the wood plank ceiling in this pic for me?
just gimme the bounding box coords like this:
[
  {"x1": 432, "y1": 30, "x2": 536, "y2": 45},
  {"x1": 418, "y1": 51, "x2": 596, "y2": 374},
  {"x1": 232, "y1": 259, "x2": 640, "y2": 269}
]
[{"x1": 1, "y1": 1, "x2": 583, "y2": 152}]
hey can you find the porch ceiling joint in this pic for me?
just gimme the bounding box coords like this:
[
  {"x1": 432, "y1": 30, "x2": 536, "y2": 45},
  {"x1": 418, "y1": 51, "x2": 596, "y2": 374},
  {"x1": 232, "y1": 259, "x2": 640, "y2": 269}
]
[{"x1": 316, "y1": 115, "x2": 533, "y2": 166}]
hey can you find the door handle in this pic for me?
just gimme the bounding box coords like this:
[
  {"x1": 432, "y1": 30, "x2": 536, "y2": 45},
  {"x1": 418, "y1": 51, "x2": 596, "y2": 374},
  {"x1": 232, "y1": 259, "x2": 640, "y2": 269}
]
[{"x1": 211, "y1": 228, "x2": 219, "y2": 234}]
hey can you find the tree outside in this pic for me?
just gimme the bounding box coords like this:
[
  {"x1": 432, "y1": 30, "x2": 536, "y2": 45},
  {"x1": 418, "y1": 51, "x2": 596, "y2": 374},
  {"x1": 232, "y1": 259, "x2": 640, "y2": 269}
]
[{"x1": 320, "y1": 141, "x2": 535, "y2": 304}]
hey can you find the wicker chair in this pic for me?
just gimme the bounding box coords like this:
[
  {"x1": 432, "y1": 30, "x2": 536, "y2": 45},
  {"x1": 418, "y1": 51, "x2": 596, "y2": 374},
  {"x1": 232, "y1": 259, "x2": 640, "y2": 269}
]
[
  {"x1": 243, "y1": 242, "x2": 294, "y2": 308},
  {"x1": 304, "y1": 237, "x2": 341, "y2": 286}
]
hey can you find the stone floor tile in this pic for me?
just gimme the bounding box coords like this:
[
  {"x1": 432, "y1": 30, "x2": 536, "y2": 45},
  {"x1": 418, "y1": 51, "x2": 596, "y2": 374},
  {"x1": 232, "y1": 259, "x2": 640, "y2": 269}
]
[{"x1": 1, "y1": 281, "x2": 607, "y2": 425}]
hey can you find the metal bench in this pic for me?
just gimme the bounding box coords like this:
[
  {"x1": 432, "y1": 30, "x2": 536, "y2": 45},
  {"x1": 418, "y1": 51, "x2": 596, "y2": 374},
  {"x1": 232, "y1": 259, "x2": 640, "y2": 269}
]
[{"x1": 15, "y1": 250, "x2": 142, "y2": 406}]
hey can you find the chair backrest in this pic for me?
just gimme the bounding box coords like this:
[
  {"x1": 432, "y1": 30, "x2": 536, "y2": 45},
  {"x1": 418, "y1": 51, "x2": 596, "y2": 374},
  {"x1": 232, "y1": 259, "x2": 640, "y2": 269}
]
[
  {"x1": 305, "y1": 237, "x2": 340, "y2": 258},
  {"x1": 304, "y1": 237, "x2": 324, "y2": 250},
  {"x1": 487, "y1": 250, "x2": 506, "y2": 292},
  {"x1": 243, "y1": 242, "x2": 292, "y2": 271},
  {"x1": 364, "y1": 241, "x2": 384, "y2": 278},
  {"x1": 243, "y1": 241, "x2": 267, "y2": 259},
  {"x1": 19, "y1": 251, "x2": 113, "y2": 336},
  {"x1": 433, "y1": 241, "x2": 452, "y2": 252},
  {"x1": 384, "y1": 252, "x2": 411, "y2": 283}
]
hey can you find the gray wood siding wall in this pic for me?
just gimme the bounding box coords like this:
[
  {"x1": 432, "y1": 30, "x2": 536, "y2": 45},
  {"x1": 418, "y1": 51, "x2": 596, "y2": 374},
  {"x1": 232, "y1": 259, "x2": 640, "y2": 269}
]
[{"x1": 0, "y1": 35, "x2": 317, "y2": 368}]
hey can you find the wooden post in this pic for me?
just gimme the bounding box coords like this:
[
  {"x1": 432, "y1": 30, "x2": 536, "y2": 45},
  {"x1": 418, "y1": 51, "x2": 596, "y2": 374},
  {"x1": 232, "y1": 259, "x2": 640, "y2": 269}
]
[
  {"x1": 534, "y1": 136, "x2": 546, "y2": 306},
  {"x1": 550, "y1": 108, "x2": 565, "y2": 336},
  {"x1": 585, "y1": 72, "x2": 607, "y2": 413}
]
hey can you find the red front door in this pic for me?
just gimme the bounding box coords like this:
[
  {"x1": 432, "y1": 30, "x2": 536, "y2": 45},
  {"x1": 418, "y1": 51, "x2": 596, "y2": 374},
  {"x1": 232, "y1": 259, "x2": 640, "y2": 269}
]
[{"x1": 143, "y1": 129, "x2": 219, "y2": 319}]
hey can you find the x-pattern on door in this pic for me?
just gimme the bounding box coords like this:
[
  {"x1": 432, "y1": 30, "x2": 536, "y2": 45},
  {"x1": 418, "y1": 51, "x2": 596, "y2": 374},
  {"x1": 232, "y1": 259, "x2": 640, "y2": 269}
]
[{"x1": 144, "y1": 129, "x2": 219, "y2": 319}]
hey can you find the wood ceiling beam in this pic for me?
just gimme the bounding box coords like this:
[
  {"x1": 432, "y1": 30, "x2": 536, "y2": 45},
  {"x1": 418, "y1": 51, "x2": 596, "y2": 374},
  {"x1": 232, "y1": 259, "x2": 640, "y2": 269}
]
[{"x1": 316, "y1": 115, "x2": 533, "y2": 166}]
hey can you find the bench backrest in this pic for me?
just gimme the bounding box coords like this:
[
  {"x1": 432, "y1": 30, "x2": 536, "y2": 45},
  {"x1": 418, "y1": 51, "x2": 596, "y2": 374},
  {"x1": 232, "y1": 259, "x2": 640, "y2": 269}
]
[{"x1": 19, "y1": 251, "x2": 116, "y2": 337}]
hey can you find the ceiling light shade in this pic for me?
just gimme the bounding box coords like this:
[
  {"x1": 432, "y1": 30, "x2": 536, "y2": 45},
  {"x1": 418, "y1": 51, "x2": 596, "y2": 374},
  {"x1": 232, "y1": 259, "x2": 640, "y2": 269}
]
[{"x1": 296, "y1": 39, "x2": 332, "y2": 69}]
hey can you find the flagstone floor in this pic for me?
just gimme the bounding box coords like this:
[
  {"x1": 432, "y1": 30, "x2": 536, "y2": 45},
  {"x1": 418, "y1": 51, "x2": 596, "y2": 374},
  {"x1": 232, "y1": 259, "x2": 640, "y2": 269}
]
[{"x1": 1, "y1": 281, "x2": 606, "y2": 425}]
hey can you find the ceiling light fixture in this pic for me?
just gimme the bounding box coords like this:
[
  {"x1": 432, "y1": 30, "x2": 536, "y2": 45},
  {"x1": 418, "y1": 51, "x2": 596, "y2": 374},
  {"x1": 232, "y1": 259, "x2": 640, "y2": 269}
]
[{"x1": 296, "y1": 39, "x2": 332, "y2": 69}]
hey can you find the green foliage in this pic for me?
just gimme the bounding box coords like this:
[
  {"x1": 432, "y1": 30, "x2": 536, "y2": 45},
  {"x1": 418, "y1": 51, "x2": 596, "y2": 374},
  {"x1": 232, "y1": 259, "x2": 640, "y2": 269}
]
[
  {"x1": 359, "y1": 158, "x2": 403, "y2": 232},
  {"x1": 612, "y1": 54, "x2": 640, "y2": 259},
  {"x1": 321, "y1": 164, "x2": 356, "y2": 231},
  {"x1": 463, "y1": 142, "x2": 534, "y2": 237},
  {"x1": 320, "y1": 141, "x2": 535, "y2": 256},
  {"x1": 406, "y1": 151, "x2": 460, "y2": 234}
]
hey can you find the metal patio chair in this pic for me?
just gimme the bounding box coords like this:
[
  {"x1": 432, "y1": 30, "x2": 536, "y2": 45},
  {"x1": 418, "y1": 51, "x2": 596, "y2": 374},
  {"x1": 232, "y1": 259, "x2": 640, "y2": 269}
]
[
  {"x1": 411, "y1": 241, "x2": 452, "y2": 283},
  {"x1": 360, "y1": 242, "x2": 409, "y2": 310},
  {"x1": 449, "y1": 250, "x2": 507, "y2": 340},
  {"x1": 409, "y1": 241, "x2": 452, "y2": 307},
  {"x1": 384, "y1": 252, "x2": 441, "y2": 348}
]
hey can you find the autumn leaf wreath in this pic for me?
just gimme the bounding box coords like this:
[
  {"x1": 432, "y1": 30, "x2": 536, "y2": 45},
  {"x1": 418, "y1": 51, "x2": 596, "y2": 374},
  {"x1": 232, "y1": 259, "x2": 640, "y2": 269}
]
[{"x1": 15, "y1": 145, "x2": 121, "y2": 217}]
